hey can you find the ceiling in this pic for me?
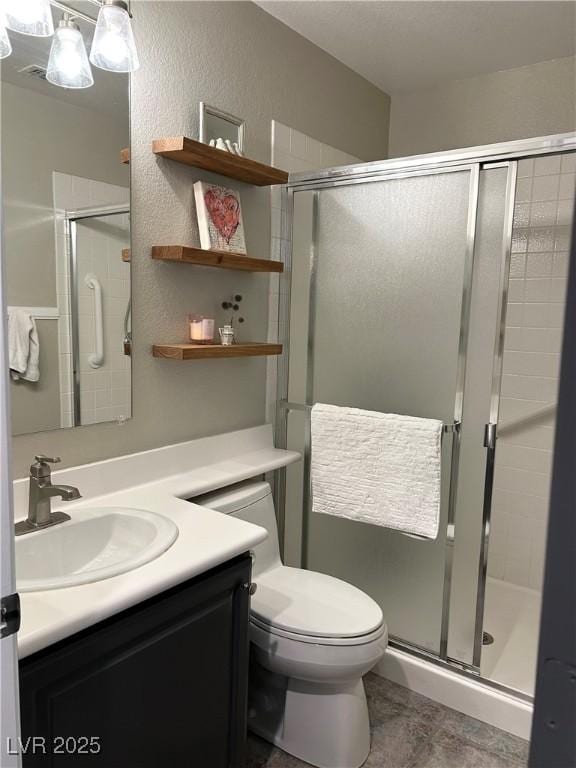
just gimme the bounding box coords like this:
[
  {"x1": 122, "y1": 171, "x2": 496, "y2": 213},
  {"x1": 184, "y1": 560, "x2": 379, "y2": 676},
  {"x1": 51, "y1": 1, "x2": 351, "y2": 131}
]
[
  {"x1": 0, "y1": 1, "x2": 128, "y2": 121},
  {"x1": 256, "y1": 1, "x2": 576, "y2": 94}
]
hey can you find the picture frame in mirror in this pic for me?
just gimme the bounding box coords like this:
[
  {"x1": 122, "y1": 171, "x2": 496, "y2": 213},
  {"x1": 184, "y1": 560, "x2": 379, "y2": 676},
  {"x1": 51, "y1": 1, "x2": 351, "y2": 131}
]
[{"x1": 199, "y1": 102, "x2": 245, "y2": 154}]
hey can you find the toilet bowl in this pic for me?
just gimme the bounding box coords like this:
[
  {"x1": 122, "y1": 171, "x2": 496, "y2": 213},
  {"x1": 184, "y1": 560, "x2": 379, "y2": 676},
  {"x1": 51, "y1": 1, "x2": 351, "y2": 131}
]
[{"x1": 196, "y1": 480, "x2": 388, "y2": 768}]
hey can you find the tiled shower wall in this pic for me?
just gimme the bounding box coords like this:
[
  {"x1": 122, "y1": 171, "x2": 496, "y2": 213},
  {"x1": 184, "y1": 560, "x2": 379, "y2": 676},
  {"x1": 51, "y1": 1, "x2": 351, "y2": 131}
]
[
  {"x1": 266, "y1": 121, "x2": 361, "y2": 422},
  {"x1": 75, "y1": 214, "x2": 131, "y2": 425},
  {"x1": 488, "y1": 152, "x2": 575, "y2": 590}
]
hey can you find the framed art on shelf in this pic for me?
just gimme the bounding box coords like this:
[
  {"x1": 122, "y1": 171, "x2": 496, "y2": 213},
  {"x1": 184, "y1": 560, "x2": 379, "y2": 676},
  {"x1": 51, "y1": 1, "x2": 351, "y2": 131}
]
[{"x1": 194, "y1": 181, "x2": 247, "y2": 253}]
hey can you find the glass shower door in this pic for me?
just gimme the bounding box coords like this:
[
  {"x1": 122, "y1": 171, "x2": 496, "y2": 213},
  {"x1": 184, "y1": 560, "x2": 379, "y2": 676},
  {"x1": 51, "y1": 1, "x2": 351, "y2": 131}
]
[{"x1": 285, "y1": 167, "x2": 478, "y2": 655}]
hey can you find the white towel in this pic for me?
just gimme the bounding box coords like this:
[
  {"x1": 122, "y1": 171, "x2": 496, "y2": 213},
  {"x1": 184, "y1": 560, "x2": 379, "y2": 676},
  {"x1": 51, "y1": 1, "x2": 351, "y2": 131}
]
[
  {"x1": 311, "y1": 403, "x2": 442, "y2": 539},
  {"x1": 8, "y1": 309, "x2": 40, "y2": 382}
]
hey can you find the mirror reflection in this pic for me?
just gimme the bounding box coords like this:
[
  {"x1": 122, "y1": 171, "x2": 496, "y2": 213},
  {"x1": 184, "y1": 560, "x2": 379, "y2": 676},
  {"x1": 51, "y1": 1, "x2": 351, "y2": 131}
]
[{"x1": 1, "y1": 1, "x2": 131, "y2": 436}]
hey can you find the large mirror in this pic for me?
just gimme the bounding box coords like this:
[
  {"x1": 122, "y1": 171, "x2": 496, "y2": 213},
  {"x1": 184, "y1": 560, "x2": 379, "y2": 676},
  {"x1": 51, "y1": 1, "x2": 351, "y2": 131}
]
[{"x1": 1, "y1": 1, "x2": 131, "y2": 436}]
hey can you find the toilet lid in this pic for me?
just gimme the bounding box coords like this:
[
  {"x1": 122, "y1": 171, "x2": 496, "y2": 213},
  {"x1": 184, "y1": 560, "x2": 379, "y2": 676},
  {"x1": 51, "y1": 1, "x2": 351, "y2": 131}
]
[{"x1": 252, "y1": 566, "x2": 383, "y2": 639}]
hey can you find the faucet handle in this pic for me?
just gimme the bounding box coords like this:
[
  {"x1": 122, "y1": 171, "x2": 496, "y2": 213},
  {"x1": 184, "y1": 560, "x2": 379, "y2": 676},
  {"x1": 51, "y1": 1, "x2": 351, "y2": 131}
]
[
  {"x1": 31, "y1": 455, "x2": 61, "y2": 480},
  {"x1": 34, "y1": 455, "x2": 61, "y2": 465}
]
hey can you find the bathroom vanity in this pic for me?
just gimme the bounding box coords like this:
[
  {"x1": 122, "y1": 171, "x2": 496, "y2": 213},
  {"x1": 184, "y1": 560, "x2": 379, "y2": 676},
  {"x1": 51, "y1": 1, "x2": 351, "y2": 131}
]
[
  {"x1": 19, "y1": 554, "x2": 252, "y2": 767},
  {"x1": 13, "y1": 426, "x2": 300, "y2": 768}
]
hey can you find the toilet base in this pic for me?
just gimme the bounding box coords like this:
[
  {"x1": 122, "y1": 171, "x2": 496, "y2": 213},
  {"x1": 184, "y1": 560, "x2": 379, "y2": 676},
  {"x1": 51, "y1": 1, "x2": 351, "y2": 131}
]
[{"x1": 248, "y1": 658, "x2": 371, "y2": 768}]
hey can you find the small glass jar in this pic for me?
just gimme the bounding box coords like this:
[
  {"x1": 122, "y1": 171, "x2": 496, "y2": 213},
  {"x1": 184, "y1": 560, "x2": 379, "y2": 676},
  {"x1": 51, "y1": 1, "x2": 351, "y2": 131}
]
[{"x1": 188, "y1": 314, "x2": 214, "y2": 344}]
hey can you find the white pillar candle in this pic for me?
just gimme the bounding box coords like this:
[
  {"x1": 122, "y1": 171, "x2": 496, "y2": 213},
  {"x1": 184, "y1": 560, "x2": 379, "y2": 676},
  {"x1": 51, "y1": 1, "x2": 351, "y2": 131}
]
[{"x1": 190, "y1": 319, "x2": 204, "y2": 341}]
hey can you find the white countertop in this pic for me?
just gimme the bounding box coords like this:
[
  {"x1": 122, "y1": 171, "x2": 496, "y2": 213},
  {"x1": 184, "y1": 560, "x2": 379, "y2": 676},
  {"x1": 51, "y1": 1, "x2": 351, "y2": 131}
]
[{"x1": 16, "y1": 425, "x2": 300, "y2": 659}]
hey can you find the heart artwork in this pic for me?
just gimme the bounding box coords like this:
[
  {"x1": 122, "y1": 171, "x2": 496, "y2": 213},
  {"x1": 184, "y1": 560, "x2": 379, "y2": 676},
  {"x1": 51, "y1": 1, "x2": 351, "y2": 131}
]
[{"x1": 204, "y1": 188, "x2": 241, "y2": 244}]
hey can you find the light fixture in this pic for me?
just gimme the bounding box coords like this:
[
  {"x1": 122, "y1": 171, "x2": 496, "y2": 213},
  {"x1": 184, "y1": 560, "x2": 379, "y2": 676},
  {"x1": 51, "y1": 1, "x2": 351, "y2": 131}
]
[
  {"x1": 0, "y1": 12, "x2": 13, "y2": 59},
  {"x1": 5, "y1": 0, "x2": 54, "y2": 37},
  {"x1": 90, "y1": 0, "x2": 139, "y2": 73},
  {"x1": 47, "y1": 16, "x2": 94, "y2": 89}
]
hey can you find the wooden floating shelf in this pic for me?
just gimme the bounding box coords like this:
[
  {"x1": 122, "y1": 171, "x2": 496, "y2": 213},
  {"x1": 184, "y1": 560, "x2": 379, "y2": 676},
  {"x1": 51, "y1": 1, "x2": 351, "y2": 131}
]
[
  {"x1": 120, "y1": 148, "x2": 130, "y2": 165},
  {"x1": 152, "y1": 245, "x2": 283, "y2": 273},
  {"x1": 122, "y1": 248, "x2": 131, "y2": 263},
  {"x1": 153, "y1": 343, "x2": 282, "y2": 361},
  {"x1": 152, "y1": 136, "x2": 288, "y2": 187}
]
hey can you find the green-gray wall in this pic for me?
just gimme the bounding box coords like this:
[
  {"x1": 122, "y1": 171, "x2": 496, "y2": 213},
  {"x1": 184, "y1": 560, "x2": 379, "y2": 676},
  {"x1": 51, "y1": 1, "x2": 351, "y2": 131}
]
[{"x1": 389, "y1": 56, "x2": 576, "y2": 158}]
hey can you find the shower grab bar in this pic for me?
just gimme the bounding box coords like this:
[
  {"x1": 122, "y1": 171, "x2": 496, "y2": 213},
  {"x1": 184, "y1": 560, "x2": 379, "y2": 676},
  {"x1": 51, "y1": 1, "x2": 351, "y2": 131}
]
[
  {"x1": 85, "y1": 273, "x2": 104, "y2": 369},
  {"x1": 278, "y1": 400, "x2": 460, "y2": 434}
]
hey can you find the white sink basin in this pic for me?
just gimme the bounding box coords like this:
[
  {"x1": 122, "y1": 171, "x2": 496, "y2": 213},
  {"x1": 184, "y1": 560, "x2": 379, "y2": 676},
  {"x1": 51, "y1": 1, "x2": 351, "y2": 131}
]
[{"x1": 16, "y1": 507, "x2": 179, "y2": 592}]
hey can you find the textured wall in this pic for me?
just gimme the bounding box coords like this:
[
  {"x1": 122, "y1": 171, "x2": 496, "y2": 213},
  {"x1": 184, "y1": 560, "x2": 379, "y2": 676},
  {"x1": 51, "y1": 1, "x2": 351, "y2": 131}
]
[
  {"x1": 389, "y1": 57, "x2": 576, "y2": 157},
  {"x1": 11, "y1": 1, "x2": 390, "y2": 476}
]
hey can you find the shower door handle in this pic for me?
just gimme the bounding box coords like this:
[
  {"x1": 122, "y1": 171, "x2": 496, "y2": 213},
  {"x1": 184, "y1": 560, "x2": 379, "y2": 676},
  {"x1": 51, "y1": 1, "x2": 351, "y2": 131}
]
[{"x1": 483, "y1": 423, "x2": 497, "y2": 451}]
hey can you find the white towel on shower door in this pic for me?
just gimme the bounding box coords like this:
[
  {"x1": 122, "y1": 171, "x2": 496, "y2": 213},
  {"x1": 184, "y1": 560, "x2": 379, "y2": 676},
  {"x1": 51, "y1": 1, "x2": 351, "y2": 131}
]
[
  {"x1": 8, "y1": 308, "x2": 40, "y2": 382},
  {"x1": 311, "y1": 403, "x2": 442, "y2": 539}
]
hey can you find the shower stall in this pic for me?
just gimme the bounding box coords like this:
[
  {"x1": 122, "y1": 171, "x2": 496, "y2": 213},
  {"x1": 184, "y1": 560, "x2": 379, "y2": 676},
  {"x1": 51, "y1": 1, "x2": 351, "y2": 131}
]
[{"x1": 273, "y1": 133, "x2": 576, "y2": 730}]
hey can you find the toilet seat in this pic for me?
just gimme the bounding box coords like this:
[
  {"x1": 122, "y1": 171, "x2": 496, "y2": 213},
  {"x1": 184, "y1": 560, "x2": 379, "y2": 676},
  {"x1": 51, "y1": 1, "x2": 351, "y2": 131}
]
[
  {"x1": 251, "y1": 615, "x2": 386, "y2": 646},
  {"x1": 251, "y1": 565, "x2": 384, "y2": 644}
]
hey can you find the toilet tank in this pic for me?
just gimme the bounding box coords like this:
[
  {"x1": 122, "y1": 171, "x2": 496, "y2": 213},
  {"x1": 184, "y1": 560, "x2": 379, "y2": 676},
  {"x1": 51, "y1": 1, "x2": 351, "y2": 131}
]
[{"x1": 191, "y1": 481, "x2": 281, "y2": 576}]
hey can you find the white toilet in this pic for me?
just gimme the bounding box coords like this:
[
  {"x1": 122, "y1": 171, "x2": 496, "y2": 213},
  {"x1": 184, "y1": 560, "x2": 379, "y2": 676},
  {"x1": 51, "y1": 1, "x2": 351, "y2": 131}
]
[{"x1": 196, "y1": 480, "x2": 388, "y2": 768}]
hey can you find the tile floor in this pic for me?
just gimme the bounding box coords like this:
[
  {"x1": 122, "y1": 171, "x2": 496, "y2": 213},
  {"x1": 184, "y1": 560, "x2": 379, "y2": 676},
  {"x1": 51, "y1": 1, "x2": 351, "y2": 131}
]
[{"x1": 246, "y1": 673, "x2": 529, "y2": 768}]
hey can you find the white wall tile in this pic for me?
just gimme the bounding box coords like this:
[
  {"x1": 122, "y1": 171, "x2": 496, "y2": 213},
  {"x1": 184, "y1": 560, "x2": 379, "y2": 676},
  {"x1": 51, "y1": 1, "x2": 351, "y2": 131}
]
[
  {"x1": 531, "y1": 175, "x2": 559, "y2": 202},
  {"x1": 527, "y1": 228, "x2": 555, "y2": 253},
  {"x1": 522, "y1": 302, "x2": 548, "y2": 327},
  {"x1": 511, "y1": 231, "x2": 528, "y2": 253},
  {"x1": 549, "y1": 277, "x2": 568, "y2": 303},
  {"x1": 556, "y1": 200, "x2": 573, "y2": 226},
  {"x1": 489, "y1": 155, "x2": 572, "y2": 591},
  {"x1": 517, "y1": 159, "x2": 534, "y2": 178},
  {"x1": 505, "y1": 303, "x2": 523, "y2": 326},
  {"x1": 271, "y1": 120, "x2": 290, "y2": 155},
  {"x1": 525, "y1": 252, "x2": 553, "y2": 278},
  {"x1": 289, "y1": 129, "x2": 307, "y2": 160},
  {"x1": 560, "y1": 154, "x2": 576, "y2": 174},
  {"x1": 515, "y1": 178, "x2": 532, "y2": 202},
  {"x1": 513, "y1": 202, "x2": 530, "y2": 227},
  {"x1": 558, "y1": 173, "x2": 576, "y2": 200},
  {"x1": 304, "y1": 136, "x2": 323, "y2": 167},
  {"x1": 529, "y1": 202, "x2": 557, "y2": 227},
  {"x1": 507, "y1": 279, "x2": 524, "y2": 302},
  {"x1": 547, "y1": 303, "x2": 565, "y2": 328},
  {"x1": 554, "y1": 226, "x2": 572, "y2": 252},
  {"x1": 500, "y1": 374, "x2": 545, "y2": 401},
  {"x1": 509, "y1": 253, "x2": 525, "y2": 278},
  {"x1": 524, "y1": 278, "x2": 549, "y2": 303},
  {"x1": 552, "y1": 251, "x2": 570, "y2": 277},
  {"x1": 533, "y1": 155, "x2": 561, "y2": 177}
]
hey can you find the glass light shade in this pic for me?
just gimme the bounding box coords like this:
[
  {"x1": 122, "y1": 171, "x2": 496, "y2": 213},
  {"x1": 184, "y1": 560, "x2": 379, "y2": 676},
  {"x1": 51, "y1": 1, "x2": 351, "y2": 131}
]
[
  {"x1": 47, "y1": 24, "x2": 94, "y2": 89},
  {"x1": 90, "y1": 4, "x2": 139, "y2": 73},
  {"x1": 0, "y1": 13, "x2": 12, "y2": 59},
  {"x1": 5, "y1": 0, "x2": 54, "y2": 37}
]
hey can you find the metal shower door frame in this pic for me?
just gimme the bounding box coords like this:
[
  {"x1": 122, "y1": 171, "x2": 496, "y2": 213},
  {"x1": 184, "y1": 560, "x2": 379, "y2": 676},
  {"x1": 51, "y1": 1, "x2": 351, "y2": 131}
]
[{"x1": 470, "y1": 160, "x2": 518, "y2": 669}]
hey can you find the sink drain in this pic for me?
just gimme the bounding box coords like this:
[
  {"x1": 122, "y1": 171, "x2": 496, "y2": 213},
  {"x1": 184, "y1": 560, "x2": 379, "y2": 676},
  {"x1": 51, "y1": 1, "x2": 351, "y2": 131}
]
[{"x1": 482, "y1": 631, "x2": 495, "y2": 646}]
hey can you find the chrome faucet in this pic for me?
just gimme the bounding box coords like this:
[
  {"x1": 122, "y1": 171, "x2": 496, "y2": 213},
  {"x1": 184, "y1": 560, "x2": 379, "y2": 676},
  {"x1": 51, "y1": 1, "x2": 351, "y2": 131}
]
[{"x1": 15, "y1": 456, "x2": 82, "y2": 536}]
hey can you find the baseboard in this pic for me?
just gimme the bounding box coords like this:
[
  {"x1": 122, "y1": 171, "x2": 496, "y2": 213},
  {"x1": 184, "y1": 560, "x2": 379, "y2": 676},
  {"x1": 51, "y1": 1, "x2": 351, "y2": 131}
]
[{"x1": 374, "y1": 646, "x2": 533, "y2": 740}]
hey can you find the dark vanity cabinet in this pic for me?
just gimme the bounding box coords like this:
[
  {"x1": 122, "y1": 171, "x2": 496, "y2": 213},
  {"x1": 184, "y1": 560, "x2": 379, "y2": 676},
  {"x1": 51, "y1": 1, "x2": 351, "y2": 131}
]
[{"x1": 19, "y1": 554, "x2": 252, "y2": 768}]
